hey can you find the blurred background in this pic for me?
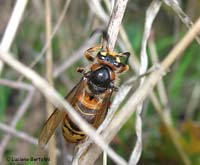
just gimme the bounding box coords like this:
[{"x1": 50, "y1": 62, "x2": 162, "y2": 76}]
[{"x1": 0, "y1": 0, "x2": 199, "y2": 164}]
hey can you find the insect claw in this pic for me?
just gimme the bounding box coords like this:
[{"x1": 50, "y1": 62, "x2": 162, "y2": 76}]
[
  {"x1": 77, "y1": 67, "x2": 85, "y2": 74},
  {"x1": 110, "y1": 83, "x2": 118, "y2": 92},
  {"x1": 114, "y1": 86, "x2": 119, "y2": 92}
]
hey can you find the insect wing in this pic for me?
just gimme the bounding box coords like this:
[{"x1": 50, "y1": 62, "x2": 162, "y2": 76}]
[
  {"x1": 94, "y1": 89, "x2": 113, "y2": 128},
  {"x1": 38, "y1": 78, "x2": 87, "y2": 148},
  {"x1": 38, "y1": 109, "x2": 65, "y2": 148}
]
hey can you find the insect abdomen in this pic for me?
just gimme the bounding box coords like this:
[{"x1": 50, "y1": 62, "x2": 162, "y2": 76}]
[
  {"x1": 62, "y1": 98, "x2": 104, "y2": 143},
  {"x1": 62, "y1": 115, "x2": 86, "y2": 143}
]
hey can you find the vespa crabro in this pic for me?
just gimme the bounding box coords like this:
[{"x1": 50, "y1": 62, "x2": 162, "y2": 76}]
[{"x1": 38, "y1": 38, "x2": 130, "y2": 148}]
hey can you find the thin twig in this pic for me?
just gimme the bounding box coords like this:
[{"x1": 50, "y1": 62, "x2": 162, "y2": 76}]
[
  {"x1": 129, "y1": 1, "x2": 161, "y2": 164},
  {"x1": 0, "y1": 79, "x2": 33, "y2": 90},
  {"x1": 106, "y1": 0, "x2": 129, "y2": 50},
  {"x1": 45, "y1": 0, "x2": 57, "y2": 164},
  {"x1": 0, "y1": 0, "x2": 29, "y2": 74},
  {"x1": 148, "y1": 31, "x2": 172, "y2": 120},
  {"x1": 0, "y1": 122, "x2": 61, "y2": 157},
  {"x1": 0, "y1": 122, "x2": 38, "y2": 146},
  {"x1": 87, "y1": 0, "x2": 109, "y2": 23},
  {"x1": 163, "y1": 0, "x2": 200, "y2": 44},
  {"x1": 185, "y1": 82, "x2": 200, "y2": 119},
  {"x1": 30, "y1": 0, "x2": 71, "y2": 68},
  {"x1": 161, "y1": 18, "x2": 200, "y2": 69},
  {"x1": 18, "y1": 0, "x2": 71, "y2": 81},
  {"x1": 148, "y1": 29, "x2": 191, "y2": 164},
  {"x1": 148, "y1": 31, "x2": 170, "y2": 111},
  {"x1": 77, "y1": 17, "x2": 200, "y2": 164}
]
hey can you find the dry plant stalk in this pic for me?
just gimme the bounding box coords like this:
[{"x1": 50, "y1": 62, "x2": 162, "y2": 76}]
[
  {"x1": 185, "y1": 83, "x2": 200, "y2": 119},
  {"x1": 45, "y1": 0, "x2": 57, "y2": 164},
  {"x1": 18, "y1": 0, "x2": 71, "y2": 81},
  {"x1": 0, "y1": 0, "x2": 28, "y2": 74},
  {"x1": 0, "y1": 79, "x2": 33, "y2": 90},
  {"x1": 148, "y1": 26, "x2": 191, "y2": 165},
  {"x1": 0, "y1": 122, "x2": 38, "y2": 146},
  {"x1": 106, "y1": 0, "x2": 129, "y2": 50},
  {"x1": 129, "y1": 1, "x2": 161, "y2": 164},
  {"x1": 29, "y1": 0, "x2": 71, "y2": 69},
  {"x1": 163, "y1": 0, "x2": 200, "y2": 44},
  {"x1": 87, "y1": 0, "x2": 108, "y2": 22}
]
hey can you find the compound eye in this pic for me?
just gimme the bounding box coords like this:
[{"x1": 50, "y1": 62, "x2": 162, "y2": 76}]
[{"x1": 97, "y1": 52, "x2": 107, "y2": 60}]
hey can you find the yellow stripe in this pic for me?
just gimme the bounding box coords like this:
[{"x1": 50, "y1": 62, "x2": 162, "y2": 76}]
[{"x1": 75, "y1": 102, "x2": 97, "y2": 116}]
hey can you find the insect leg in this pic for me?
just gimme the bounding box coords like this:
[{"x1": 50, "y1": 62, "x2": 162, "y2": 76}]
[
  {"x1": 118, "y1": 65, "x2": 129, "y2": 73},
  {"x1": 118, "y1": 52, "x2": 130, "y2": 64},
  {"x1": 84, "y1": 45, "x2": 102, "y2": 62},
  {"x1": 116, "y1": 52, "x2": 130, "y2": 73}
]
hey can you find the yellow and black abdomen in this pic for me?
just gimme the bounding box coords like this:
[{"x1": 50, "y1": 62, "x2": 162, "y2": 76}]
[{"x1": 61, "y1": 92, "x2": 107, "y2": 143}]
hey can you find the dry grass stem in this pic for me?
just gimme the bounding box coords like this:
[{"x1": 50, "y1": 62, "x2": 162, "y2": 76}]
[
  {"x1": 45, "y1": 0, "x2": 57, "y2": 164},
  {"x1": 185, "y1": 83, "x2": 200, "y2": 119},
  {"x1": 77, "y1": 16, "x2": 200, "y2": 165},
  {"x1": 129, "y1": 1, "x2": 161, "y2": 164},
  {"x1": 0, "y1": 0, "x2": 29, "y2": 74},
  {"x1": 18, "y1": 0, "x2": 71, "y2": 81},
  {"x1": 148, "y1": 36, "x2": 170, "y2": 112},
  {"x1": 161, "y1": 18, "x2": 200, "y2": 69},
  {"x1": 103, "y1": 151, "x2": 107, "y2": 165},
  {"x1": 104, "y1": 0, "x2": 139, "y2": 71},
  {"x1": 148, "y1": 30, "x2": 191, "y2": 164},
  {"x1": 163, "y1": 0, "x2": 200, "y2": 44},
  {"x1": 0, "y1": 79, "x2": 33, "y2": 91},
  {"x1": 87, "y1": 0, "x2": 109, "y2": 23},
  {"x1": 148, "y1": 35, "x2": 172, "y2": 120},
  {"x1": 30, "y1": 0, "x2": 71, "y2": 69},
  {"x1": 0, "y1": 122, "x2": 38, "y2": 146},
  {"x1": 106, "y1": 0, "x2": 129, "y2": 50}
]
